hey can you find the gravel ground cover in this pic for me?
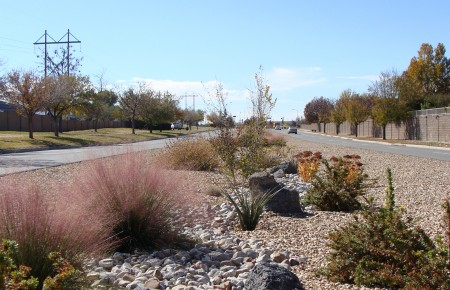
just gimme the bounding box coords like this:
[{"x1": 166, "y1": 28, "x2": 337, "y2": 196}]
[{"x1": 0, "y1": 135, "x2": 448, "y2": 289}]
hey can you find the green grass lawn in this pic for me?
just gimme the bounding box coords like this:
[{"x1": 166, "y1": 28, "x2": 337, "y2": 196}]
[{"x1": 0, "y1": 127, "x2": 213, "y2": 152}]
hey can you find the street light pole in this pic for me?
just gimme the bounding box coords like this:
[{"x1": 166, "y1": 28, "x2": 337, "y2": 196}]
[{"x1": 292, "y1": 109, "x2": 299, "y2": 120}]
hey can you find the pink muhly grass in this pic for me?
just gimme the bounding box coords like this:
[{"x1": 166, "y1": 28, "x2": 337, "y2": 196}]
[
  {"x1": 74, "y1": 152, "x2": 198, "y2": 252},
  {"x1": 0, "y1": 178, "x2": 112, "y2": 289}
]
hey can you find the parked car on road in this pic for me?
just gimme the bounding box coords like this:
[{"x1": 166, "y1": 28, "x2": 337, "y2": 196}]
[
  {"x1": 274, "y1": 125, "x2": 281, "y2": 130},
  {"x1": 288, "y1": 126, "x2": 297, "y2": 134}
]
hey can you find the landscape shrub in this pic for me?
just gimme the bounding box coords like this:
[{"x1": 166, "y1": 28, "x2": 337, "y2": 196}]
[
  {"x1": 323, "y1": 169, "x2": 450, "y2": 289},
  {"x1": 0, "y1": 179, "x2": 111, "y2": 289},
  {"x1": 43, "y1": 252, "x2": 86, "y2": 290},
  {"x1": 303, "y1": 154, "x2": 371, "y2": 211},
  {"x1": 295, "y1": 151, "x2": 322, "y2": 182},
  {"x1": 211, "y1": 123, "x2": 285, "y2": 183},
  {"x1": 0, "y1": 239, "x2": 38, "y2": 289},
  {"x1": 161, "y1": 135, "x2": 220, "y2": 171},
  {"x1": 74, "y1": 152, "x2": 198, "y2": 252}
]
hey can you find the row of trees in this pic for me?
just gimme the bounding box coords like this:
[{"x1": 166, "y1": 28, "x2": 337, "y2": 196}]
[
  {"x1": 0, "y1": 70, "x2": 204, "y2": 138},
  {"x1": 304, "y1": 43, "x2": 450, "y2": 139}
]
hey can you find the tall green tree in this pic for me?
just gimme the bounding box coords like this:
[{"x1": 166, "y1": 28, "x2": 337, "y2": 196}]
[
  {"x1": 369, "y1": 70, "x2": 404, "y2": 140},
  {"x1": 0, "y1": 70, "x2": 47, "y2": 138},
  {"x1": 78, "y1": 89, "x2": 118, "y2": 132},
  {"x1": 343, "y1": 92, "x2": 373, "y2": 137},
  {"x1": 138, "y1": 90, "x2": 178, "y2": 133},
  {"x1": 331, "y1": 92, "x2": 348, "y2": 135}
]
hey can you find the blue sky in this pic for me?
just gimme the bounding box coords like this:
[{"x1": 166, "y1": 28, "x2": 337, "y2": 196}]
[{"x1": 1, "y1": 1, "x2": 450, "y2": 122}]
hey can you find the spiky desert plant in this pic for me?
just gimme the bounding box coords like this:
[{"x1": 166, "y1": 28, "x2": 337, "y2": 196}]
[
  {"x1": 219, "y1": 186, "x2": 279, "y2": 231},
  {"x1": 74, "y1": 152, "x2": 198, "y2": 252}
]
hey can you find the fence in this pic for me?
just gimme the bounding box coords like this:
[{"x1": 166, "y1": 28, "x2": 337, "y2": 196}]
[
  {"x1": 300, "y1": 107, "x2": 450, "y2": 143},
  {"x1": 0, "y1": 111, "x2": 125, "y2": 132}
]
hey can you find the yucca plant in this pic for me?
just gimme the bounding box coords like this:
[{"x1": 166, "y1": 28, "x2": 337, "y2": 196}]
[{"x1": 220, "y1": 186, "x2": 279, "y2": 231}]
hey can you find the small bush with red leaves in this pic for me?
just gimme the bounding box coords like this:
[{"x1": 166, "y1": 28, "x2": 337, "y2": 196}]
[{"x1": 303, "y1": 154, "x2": 372, "y2": 211}]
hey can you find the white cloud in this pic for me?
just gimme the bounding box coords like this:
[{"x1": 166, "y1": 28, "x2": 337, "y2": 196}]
[{"x1": 266, "y1": 67, "x2": 325, "y2": 91}]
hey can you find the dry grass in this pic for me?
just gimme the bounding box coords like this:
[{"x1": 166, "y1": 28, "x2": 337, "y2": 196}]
[{"x1": 158, "y1": 135, "x2": 220, "y2": 171}]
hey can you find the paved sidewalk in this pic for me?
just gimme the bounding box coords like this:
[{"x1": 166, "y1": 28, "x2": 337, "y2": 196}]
[{"x1": 0, "y1": 138, "x2": 169, "y2": 176}]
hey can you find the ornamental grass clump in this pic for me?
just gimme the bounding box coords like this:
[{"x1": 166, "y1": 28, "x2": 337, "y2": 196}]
[
  {"x1": 323, "y1": 168, "x2": 450, "y2": 289},
  {"x1": 302, "y1": 154, "x2": 371, "y2": 212},
  {"x1": 161, "y1": 135, "x2": 220, "y2": 171},
  {"x1": 74, "y1": 152, "x2": 197, "y2": 252},
  {"x1": 295, "y1": 151, "x2": 322, "y2": 182},
  {"x1": 0, "y1": 178, "x2": 111, "y2": 289}
]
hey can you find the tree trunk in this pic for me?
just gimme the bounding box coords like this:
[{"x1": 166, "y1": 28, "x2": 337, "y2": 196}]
[
  {"x1": 53, "y1": 116, "x2": 59, "y2": 137},
  {"x1": 28, "y1": 117, "x2": 34, "y2": 139},
  {"x1": 94, "y1": 119, "x2": 98, "y2": 133},
  {"x1": 354, "y1": 123, "x2": 358, "y2": 137},
  {"x1": 336, "y1": 124, "x2": 340, "y2": 135},
  {"x1": 382, "y1": 125, "x2": 386, "y2": 140},
  {"x1": 131, "y1": 119, "x2": 135, "y2": 134},
  {"x1": 59, "y1": 116, "x2": 63, "y2": 133},
  {"x1": 159, "y1": 124, "x2": 162, "y2": 132}
]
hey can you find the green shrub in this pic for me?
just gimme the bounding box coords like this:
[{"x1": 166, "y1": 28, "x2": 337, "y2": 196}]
[
  {"x1": 43, "y1": 252, "x2": 86, "y2": 290},
  {"x1": 303, "y1": 155, "x2": 372, "y2": 211},
  {"x1": 161, "y1": 135, "x2": 220, "y2": 171},
  {"x1": 0, "y1": 240, "x2": 38, "y2": 290},
  {"x1": 322, "y1": 169, "x2": 450, "y2": 289}
]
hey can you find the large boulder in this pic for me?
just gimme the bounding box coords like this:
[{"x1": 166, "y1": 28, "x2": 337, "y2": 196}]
[
  {"x1": 270, "y1": 161, "x2": 298, "y2": 175},
  {"x1": 249, "y1": 172, "x2": 302, "y2": 214},
  {"x1": 245, "y1": 262, "x2": 304, "y2": 290}
]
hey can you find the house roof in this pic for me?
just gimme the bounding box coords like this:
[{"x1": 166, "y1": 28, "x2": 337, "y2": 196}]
[{"x1": 0, "y1": 100, "x2": 16, "y2": 112}]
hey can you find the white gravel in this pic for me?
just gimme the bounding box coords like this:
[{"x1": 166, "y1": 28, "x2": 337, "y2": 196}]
[{"x1": 1, "y1": 135, "x2": 449, "y2": 289}]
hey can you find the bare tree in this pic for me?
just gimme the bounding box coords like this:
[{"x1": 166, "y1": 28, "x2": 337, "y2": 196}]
[
  {"x1": 119, "y1": 83, "x2": 146, "y2": 134},
  {"x1": 1, "y1": 70, "x2": 47, "y2": 138},
  {"x1": 250, "y1": 66, "x2": 276, "y2": 122},
  {"x1": 44, "y1": 74, "x2": 90, "y2": 136}
]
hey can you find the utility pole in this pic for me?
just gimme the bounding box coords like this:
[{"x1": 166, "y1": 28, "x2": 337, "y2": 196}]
[{"x1": 34, "y1": 29, "x2": 81, "y2": 77}]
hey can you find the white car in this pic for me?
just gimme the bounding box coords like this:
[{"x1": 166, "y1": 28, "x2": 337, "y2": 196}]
[
  {"x1": 288, "y1": 126, "x2": 297, "y2": 134},
  {"x1": 274, "y1": 125, "x2": 281, "y2": 130}
]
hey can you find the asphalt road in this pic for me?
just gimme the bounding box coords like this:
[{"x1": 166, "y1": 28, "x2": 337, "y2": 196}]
[
  {"x1": 285, "y1": 130, "x2": 450, "y2": 162},
  {"x1": 1, "y1": 130, "x2": 449, "y2": 176}
]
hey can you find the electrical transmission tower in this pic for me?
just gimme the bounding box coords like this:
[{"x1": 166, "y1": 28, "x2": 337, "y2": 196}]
[
  {"x1": 34, "y1": 29, "x2": 81, "y2": 77},
  {"x1": 183, "y1": 94, "x2": 197, "y2": 110}
]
